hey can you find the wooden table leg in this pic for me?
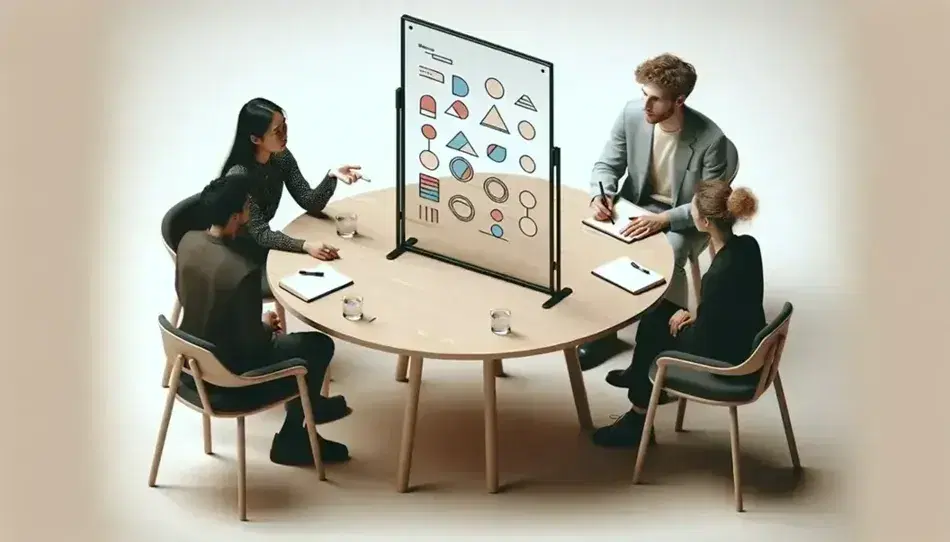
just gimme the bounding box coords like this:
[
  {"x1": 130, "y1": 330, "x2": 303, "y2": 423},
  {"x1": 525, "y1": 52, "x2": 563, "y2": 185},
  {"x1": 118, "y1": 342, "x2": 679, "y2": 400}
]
[
  {"x1": 483, "y1": 359, "x2": 500, "y2": 493},
  {"x1": 563, "y1": 347, "x2": 594, "y2": 431},
  {"x1": 395, "y1": 354, "x2": 409, "y2": 383},
  {"x1": 396, "y1": 356, "x2": 423, "y2": 492}
]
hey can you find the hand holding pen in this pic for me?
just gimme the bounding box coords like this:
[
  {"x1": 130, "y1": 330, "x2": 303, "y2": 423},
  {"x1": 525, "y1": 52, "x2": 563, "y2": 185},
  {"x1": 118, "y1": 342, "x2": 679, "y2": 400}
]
[{"x1": 593, "y1": 181, "x2": 615, "y2": 223}]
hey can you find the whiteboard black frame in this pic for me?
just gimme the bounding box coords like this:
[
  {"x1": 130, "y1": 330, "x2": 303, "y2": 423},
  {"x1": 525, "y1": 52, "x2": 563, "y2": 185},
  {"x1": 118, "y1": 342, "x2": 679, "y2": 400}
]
[{"x1": 386, "y1": 14, "x2": 572, "y2": 309}]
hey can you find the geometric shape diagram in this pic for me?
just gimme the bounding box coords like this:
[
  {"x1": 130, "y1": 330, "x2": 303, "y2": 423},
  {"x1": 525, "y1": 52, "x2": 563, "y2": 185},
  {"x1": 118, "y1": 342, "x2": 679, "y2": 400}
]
[
  {"x1": 490, "y1": 208, "x2": 504, "y2": 221},
  {"x1": 518, "y1": 189, "x2": 538, "y2": 237},
  {"x1": 420, "y1": 95, "x2": 437, "y2": 119},
  {"x1": 517, "y1": 120, "x2": 536, "y2": 141},
  {"x1": 421, "y1": 124, "x2": 437, "y2": 140},
  {"x1": 419, "y1": 65, "x2": 444, "y2": 84},
  {"x1": 419, "y1": 150, "x2": 439, "y2": 171},
  {"x1": 444, "y1": 99, "x2": 469, "y2": 120},
  {"x1": 446, "y1": 130, "x2": 478, "y2": 157},
  {"x1": 479, "y1": 222, "x2": 509, "y2": 242},
  {"x1": 514, "y1": 94, "x2": 537, "y2": 112},
  {"x1": 419, "y1": 204, "x2": 440, "y2": 224},
  {"x1": 451, "y1": 75, "x2": 469, "y2": 97},
  {"x1": 448, "y1": 194, "x2": 475, "y2": 222},
  {"x1": 418, "y1": 173, "x2": 440, "y2": 202},
  {"x1": 485, "y1": 77, "x2": 505, "y2": 99},
  {"x1": 483, "y1": 176, "x2": 510, "y2": 204},
  {"x1": 519, "y1": 154, "x2": 536, "y2": 174},
  {"x1": 479, "y1": 104, "x2": 509, "y2": 134},
  {"x1": 449, "y1": 156, "x2": 474, "y2": 182},
  {"x1": 486, "y1": 143, "x2": 507, "y2": 163}
]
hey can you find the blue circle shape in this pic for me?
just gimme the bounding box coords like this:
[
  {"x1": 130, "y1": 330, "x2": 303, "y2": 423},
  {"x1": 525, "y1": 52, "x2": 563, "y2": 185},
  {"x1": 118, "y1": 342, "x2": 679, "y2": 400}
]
[
  {"x1": 490, "y1": 224, "x2": 504, "y2": 238},
  {"x1": 449, "y1": 156, "x2": 473, "y2": 182}
]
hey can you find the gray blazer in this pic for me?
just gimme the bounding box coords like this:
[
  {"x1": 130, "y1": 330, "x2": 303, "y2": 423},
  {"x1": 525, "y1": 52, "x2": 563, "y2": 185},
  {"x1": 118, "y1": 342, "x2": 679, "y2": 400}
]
[{"x1": 590, "y1": 101, "x2": 728, "y2": 231}]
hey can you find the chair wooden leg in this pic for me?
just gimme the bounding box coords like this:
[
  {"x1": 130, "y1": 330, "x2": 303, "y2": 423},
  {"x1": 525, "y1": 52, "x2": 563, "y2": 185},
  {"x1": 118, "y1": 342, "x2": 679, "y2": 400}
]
[
  {"x1": 563, "y1": 347, "x2": 593, "y2": 430},
  {"x1": 320, "y1": 366, "x2": 332, "y2": 397},
  {"x1": 773, "y1": 372, "x2": 801, "y2": 469},
  {"x1": 149, "y1": 356, "x2": 183, "y2": 487},
  {"x1": 494, "y1": 360, "x2": 505, "y2": 377},
  {"x1": 297, "y1": 374, "x2": 326, "y2": 481},
  {"x1": 236, "y1": 416, "x2": 247, "y2": 521},
  {"x1": 395, "y1": 354, "x2": 409, "y2": 383},
  {"x1": 689, "y1": 255, "x2": 702, "y2": 307},
  {"x1": 633, "y1": 371, "x2": 666, "y2": 484},
  {"x1": 728, "y1": 406, "x2": 744, "y2": 512},
  {"x1": 483, "y1": 359, "x2": 500, "y2": 493},
  {"x1": 674, "y1": 398, "x2": 687, "y2": 432},
  {"x1": 202, "y1": 414, "x2": 212, "y2": 454},
  {"x1": 397, "y1": 356, "x2": 424, "y2": 492}
]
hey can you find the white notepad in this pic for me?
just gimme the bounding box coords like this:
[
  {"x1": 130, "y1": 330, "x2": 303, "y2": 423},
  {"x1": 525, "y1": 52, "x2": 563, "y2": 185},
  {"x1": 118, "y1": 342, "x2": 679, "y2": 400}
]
[
  {"x1": 278, "y1": 264, "x2": 354, "y2": 303},
  {"x1": 591, "y1": 256, "x2": 667, "y2": 295},
  {"x1": 581, "y1": 199, "x2": 656, "y2": 243}
]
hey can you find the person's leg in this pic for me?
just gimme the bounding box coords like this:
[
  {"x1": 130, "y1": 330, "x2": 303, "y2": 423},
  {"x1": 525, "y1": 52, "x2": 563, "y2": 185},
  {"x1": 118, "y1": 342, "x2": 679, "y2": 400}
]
[
  {"x1": 663, "y1": 229, "x2": 709, "y2": 309},
  {"x1": 593, "y1": 300, "x2": 681, "y2": 448},
  {"x1": 267, "y1": 331, "x2": 351, "y2": 465}
]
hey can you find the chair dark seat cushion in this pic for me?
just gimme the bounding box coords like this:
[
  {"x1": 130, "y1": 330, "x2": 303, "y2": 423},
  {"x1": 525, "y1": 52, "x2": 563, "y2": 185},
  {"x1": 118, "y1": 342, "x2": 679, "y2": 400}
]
[
  {"x1": 161, "y1": 193, "x2": 208, "y2": 253},
  {"x1": 176, "y1": 372, "x2": 299, "y2": 414},
  {"x1": 649, "y1": 352, "x2": 759, "y2": 403}
]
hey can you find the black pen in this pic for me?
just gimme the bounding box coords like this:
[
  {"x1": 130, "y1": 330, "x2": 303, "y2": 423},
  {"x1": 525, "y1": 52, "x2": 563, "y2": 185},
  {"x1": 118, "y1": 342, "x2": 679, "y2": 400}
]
[
  {"x1": 597, "y1": 181, "x2": 615, "y2": 224},
  {"x1": 629, "y1": 261, "x2": 649, "y2": 274},
  {"x1": 299, "y1": 270, "x2": 324, "y2": 277}
]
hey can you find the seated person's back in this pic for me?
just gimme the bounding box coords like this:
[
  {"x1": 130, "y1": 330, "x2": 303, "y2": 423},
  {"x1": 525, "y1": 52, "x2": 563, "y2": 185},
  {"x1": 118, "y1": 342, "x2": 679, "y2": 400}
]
[{"x1": 172, "y1": 172, "x2": 351, "y2": 465}]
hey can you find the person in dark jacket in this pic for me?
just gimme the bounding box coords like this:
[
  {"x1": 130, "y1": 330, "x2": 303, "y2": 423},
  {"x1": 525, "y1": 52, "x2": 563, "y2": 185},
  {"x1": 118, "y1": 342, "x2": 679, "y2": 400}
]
[{"x1": 593, "y1": 179, "x2": 766, "y2": 448}]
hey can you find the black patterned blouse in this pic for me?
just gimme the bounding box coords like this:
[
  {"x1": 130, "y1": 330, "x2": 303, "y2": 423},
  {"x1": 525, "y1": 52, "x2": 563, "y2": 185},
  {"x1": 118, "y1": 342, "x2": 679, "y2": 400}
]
[{"x1": 226, "y1": 148, "x2": 337, "y2": 253}]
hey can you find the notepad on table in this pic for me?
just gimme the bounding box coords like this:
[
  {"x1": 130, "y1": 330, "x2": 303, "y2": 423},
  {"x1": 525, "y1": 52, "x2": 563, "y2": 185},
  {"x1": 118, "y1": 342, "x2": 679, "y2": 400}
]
[
  {"x1": 581, "y1": 199, "x2": 656, "y2": 243},
  {"x1": 591, "y1": 256, "x2": 666, "y2": 296},
  {"x1": 278, "y1": 264, "x2": 354, "y2": 303}
]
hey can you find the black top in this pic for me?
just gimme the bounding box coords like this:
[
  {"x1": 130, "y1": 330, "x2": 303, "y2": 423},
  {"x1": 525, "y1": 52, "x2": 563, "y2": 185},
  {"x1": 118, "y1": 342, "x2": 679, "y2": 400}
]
[
  {"x1": 226, "y1": 148, "x2": 338, "y2": 253},
  {"x1": 679, "y1": 234, "x2": 767, "y2": 364},
  {"x1": 175, "y1": 231, "x2": 275, "y2": 373}
]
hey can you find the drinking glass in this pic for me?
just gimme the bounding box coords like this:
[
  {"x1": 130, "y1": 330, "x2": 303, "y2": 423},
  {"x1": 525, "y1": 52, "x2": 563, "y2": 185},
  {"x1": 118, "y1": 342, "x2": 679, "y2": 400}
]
[
  {"x1": 342, "y1": 295, "x2": 363, "y2": 321},
  {"x1": 490, "y1": 308, "x2": 511, "y2": 335},
  {"x1": 335, "y1": 212, "x2": 358, "y2": 238}
]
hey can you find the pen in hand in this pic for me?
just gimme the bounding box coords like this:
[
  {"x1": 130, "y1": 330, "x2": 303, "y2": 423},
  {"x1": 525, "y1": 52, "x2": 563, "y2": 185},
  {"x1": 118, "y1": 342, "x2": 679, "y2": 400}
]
[{"x1": 597, "y1": 181, "x2": 615, "y2": 224}]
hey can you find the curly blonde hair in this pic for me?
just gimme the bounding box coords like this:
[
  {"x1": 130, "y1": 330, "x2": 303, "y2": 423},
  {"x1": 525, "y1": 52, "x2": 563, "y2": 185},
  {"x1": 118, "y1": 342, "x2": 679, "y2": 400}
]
[{"x1": 634, "y1": 53, "x2": 697, "y2": 100}]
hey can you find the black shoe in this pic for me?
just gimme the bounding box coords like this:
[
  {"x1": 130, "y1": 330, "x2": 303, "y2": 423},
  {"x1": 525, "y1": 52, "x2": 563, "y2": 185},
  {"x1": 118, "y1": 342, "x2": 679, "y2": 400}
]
[
  {"x1": 270, "y1": 429, "x2": 351, "y2": 466},
  {"x1": 605, "y1": 368, "x2": 634, "y2": 388},
  {"x1": 313, "y1": 394, "x2": 352, "y2": 425},
  {"x1": 578, "y1": 333, "x2": 626, "y2": 371},
  {"x1": 591, "y1": 410, "x2": 656, "y2": 448}
]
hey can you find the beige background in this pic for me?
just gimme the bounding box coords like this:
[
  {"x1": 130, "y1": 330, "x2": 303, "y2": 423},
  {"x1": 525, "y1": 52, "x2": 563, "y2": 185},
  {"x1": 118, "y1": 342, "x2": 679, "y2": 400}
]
[{"x1": 1, "y1": 0, "x2": 947, "y2": 540}]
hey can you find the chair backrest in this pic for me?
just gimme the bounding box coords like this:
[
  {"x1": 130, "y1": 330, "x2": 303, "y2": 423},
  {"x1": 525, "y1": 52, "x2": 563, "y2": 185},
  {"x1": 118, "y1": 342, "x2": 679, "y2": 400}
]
[
  {"x1": 160, "y1": 193, "x2": 208, "y2": 259},
  {"x1": 737, "y1": 302, "x2": 793, "y2": 398},
  {"x1": 158, "y1": 314, "x2": 246, "y2": 389},
  {"x1": 724, "y1": 137, "x2": 739, "y2": 184}
]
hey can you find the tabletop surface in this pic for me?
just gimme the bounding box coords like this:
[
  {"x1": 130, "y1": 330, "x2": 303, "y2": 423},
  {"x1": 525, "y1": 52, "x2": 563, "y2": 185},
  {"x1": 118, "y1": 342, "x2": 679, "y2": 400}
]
[{"x1": 267, "y1": 181, "x2": 674, "y2": 360}]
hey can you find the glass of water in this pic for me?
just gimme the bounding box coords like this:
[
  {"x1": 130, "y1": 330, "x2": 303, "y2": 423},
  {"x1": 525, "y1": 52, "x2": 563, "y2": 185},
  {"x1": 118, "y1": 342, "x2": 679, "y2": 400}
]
[
  {"x1": 342, "y1": 295, "x2": 363, "y2": 321},
  {"x1": 335, "y1": 212, "x2": 358, "y2": 239},
  {"x1": 490, "y1": 308, "x2": 511, "y2": 335}
]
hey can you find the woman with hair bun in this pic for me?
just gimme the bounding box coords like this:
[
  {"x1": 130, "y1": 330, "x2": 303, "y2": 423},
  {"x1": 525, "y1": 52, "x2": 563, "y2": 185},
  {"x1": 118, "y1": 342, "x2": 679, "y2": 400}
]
[{"x1": 593, "y1": 180, "x2": 767, "y2": 448}]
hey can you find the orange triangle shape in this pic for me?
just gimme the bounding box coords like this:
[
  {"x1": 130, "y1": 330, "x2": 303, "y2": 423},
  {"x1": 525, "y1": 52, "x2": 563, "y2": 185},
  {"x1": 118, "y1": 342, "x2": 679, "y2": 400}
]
[{"x1": 479, "y1": 105, "x2": 509, "y2": 134}]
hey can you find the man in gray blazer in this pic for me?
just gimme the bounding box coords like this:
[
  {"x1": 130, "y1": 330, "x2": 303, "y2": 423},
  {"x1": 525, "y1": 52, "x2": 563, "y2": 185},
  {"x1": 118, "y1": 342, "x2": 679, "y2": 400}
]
[{"x1": 578, "y1": 53, "x2": 729, "y2": 369}]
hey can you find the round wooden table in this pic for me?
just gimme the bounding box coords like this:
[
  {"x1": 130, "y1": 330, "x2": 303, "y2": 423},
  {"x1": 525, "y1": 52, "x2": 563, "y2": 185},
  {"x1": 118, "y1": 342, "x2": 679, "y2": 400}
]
[{"x1": 266, "y1": 184, "x2": 674, "y2": 493}]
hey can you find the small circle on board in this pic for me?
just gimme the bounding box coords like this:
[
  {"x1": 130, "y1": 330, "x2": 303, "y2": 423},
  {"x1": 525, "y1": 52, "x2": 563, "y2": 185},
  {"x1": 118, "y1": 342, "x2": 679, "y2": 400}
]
[
  {"x1": 519, "y1": 190, "x2": 537, "y2": 210},
  {"x1": 485, "y1": 77, "x2": 505, "y2": 99},
  {"x1": 519, "y1": 155, "x2": 536, "y2": 174},
  {"x1": 421, "y1": 124, "x2": 437, "y2": 140},
  {"x1": 448, "y1": 194, "x2": 475, "y2": 222},
  {"x1": 490, "y1": 208, "x2": 504, "y2": 222},
  {"x1": 517, "y1": 120, "x2": 535, "y2": 141},
  {"x1": 519, "y1": 216, "x2": 538, "y2": 237},
  {"x1": 490, "y1": 224, "x2": 504, "y2": 238},
  {"x1": 419, "y1": 150, "x2": 439, "y2": 171}
]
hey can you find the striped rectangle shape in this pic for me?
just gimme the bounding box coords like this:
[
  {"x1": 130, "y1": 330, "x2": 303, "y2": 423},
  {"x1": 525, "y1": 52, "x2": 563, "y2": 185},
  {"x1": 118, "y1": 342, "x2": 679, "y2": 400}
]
[{"x1": 419, "y1": 173, "x2": 440, "y2": 202}]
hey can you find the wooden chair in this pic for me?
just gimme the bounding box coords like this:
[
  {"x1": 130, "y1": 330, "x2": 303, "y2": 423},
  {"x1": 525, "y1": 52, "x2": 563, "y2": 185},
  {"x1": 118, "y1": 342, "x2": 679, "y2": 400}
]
[
  {"x1": 149, "y1": 315, "x2": 326, "y2": 521},
  {"x1": 632, "y1": 302, "x2": 801, "y2": 512},
  {"x1": 160, "y1": 193, "x2": 289, "y2": 388},
  {"x1": 687, "y1": 137, "x2": 739, "y2": 307}
]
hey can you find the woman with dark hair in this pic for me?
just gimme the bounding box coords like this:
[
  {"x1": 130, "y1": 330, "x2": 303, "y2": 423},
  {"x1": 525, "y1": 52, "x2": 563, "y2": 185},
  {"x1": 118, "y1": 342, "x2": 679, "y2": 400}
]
[
  {"x1": 592, "y1": 180, "x2": 767, "y2": 448},
  {"x1": 222, "y1": 98, "x2": 365, "y2": 276}
]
